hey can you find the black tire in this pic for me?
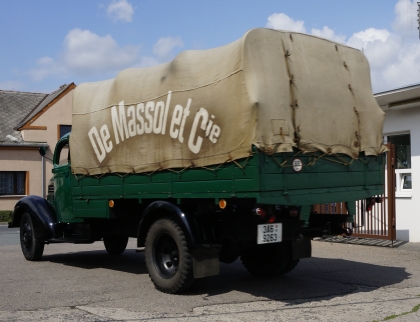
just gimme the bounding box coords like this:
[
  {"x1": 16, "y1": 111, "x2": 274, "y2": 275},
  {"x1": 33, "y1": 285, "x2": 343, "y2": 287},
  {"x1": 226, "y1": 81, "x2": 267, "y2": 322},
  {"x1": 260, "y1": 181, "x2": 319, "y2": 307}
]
[
  {"x1": 241, "y1": 241, "x2": 292, "y2": 277},
  {"x1": 145, "y1": 218, "x2": 194, "y2": 294},
  {"x1": 20, "y1": 213, "x2": 44, "y2": 261},
  {"x1": 103, "y1": 235, "x2": 129, "y2": 255}
]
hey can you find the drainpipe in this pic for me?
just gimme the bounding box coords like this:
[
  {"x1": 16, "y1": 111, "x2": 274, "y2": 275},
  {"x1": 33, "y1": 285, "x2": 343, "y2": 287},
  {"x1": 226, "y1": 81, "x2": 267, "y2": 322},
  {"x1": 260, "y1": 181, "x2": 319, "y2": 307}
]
[{"x1": 42, "y1": 155, "x2": 45, "y2": 198}]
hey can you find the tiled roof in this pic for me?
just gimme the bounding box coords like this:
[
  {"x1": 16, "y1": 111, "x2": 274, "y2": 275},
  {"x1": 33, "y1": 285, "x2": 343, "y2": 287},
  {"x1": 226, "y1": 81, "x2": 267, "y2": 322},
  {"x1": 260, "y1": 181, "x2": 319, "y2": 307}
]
[
  {"x1": 0, "y1": 90, "x2": 47, "y2": 143},
  {"x1": 0, "y1": 83, "x2": 74, "y2": 146},
  {"x1": 16, "y1": 84, "x2": 72, "y2": 129}
]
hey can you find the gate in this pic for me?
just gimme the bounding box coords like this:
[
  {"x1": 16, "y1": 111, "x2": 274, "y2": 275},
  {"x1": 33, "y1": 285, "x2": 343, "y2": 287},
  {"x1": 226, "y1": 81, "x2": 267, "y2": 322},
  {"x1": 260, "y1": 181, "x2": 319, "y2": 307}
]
[{"x1": 313, "y1": 143, "x2": 396, "y2": 241}]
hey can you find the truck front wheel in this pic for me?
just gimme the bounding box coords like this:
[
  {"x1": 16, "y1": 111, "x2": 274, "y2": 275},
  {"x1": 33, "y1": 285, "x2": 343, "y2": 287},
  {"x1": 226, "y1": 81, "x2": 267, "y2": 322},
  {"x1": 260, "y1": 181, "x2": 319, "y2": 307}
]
[
  {"x1": 20, "y1": 213, "x2": 44, "y2": 261},
  {"x1": 145, "y1": 218, "x2": 194, "y2": 294},
  {"x1": 103, "y1": 235, "x2": 129, "y2": 255},
  {"x1": 241, "y1": 241, "x2": 297, "y2": 277}
]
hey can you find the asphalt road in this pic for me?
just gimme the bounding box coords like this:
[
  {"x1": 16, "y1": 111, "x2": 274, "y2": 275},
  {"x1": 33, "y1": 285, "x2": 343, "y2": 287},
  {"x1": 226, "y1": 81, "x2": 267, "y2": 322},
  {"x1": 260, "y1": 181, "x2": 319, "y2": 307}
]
[
  {"x1": 0, "y1": 226, "x2": 19, "y2": 246},
  {"x1": 1, "y1": 224, "x2": 420, "y2": 321}
]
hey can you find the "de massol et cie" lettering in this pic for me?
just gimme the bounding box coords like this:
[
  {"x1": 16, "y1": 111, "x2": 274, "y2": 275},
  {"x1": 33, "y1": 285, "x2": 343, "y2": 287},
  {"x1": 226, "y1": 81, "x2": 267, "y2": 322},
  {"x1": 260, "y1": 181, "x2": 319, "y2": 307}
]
[{"x1": 88, "y1": 91, "x2": 222, "y2": 163}]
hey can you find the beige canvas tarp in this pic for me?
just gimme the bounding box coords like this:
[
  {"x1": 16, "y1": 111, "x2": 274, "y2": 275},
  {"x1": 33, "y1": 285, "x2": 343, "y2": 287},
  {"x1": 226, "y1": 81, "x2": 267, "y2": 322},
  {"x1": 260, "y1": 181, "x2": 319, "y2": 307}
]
[{"x1": 70, "y1": 28, "x2": 386, "y2": 175}]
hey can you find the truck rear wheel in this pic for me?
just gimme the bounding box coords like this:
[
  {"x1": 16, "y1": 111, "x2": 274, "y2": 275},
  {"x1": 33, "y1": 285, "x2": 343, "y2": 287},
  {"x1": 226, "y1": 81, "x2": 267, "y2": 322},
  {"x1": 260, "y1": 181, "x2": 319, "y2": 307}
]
[
  {"x1": 241, "y1": 241, "x2": 295, "y2": 277},
  {"x1": 145, "y1": 218, "x2": 194, "y2": 294},
  {"x1": 103, "y1": 235, "x2": 129, "y2": 255},
  {"x1": 20, "y1": 213, "x2": 44, "y2": 261}
]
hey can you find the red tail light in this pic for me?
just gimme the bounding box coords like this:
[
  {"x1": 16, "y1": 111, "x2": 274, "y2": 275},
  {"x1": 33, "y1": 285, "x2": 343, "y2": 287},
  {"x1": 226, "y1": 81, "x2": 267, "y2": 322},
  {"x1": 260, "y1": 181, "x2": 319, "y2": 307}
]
[{"x1": 268, "y1": 215, "x2": 276, "y2": 223}]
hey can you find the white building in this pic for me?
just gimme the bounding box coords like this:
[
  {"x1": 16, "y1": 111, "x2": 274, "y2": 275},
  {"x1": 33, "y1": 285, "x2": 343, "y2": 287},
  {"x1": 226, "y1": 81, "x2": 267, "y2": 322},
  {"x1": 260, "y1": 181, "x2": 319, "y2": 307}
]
[{"x1": 375, "y1": 84, "x2": 420, "y2": 242}]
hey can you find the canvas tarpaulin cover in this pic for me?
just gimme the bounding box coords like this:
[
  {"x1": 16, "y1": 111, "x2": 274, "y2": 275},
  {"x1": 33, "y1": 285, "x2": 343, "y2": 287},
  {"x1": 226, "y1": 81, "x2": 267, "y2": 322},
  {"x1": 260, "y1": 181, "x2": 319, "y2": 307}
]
[{"x1": 70, "y1": 28, "x2": 386, "y2": 175}]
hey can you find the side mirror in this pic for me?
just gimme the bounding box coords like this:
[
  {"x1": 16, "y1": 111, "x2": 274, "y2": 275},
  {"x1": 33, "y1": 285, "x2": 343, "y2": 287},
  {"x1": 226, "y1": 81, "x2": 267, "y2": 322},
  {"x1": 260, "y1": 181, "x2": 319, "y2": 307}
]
[
  {"x1": 39, "y1": 146, "x2": 47, "y2": 156},
  {"x1": 39, "y1": 146, "x2": 53, "y2": 162}
]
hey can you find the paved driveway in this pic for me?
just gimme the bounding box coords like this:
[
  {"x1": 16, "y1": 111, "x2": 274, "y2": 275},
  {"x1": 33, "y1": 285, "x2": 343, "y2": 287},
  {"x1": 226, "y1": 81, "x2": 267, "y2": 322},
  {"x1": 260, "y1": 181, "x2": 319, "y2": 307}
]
[{"x1": 0, "y1": 225, "x2": 419, "y2": 321}]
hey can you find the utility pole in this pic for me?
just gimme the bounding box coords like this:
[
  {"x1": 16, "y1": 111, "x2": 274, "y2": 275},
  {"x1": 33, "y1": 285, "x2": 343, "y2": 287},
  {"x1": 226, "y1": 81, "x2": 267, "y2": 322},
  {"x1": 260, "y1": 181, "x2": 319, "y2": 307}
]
[{"x1": 418, "y1": 2, "x2": 420, "y2": 39}]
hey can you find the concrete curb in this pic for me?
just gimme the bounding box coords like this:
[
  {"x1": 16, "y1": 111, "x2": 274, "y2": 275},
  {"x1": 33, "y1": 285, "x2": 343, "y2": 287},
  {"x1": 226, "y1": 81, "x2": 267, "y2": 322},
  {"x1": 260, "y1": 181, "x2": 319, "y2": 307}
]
[{"x1": 0, "y1": 222, "x2": 9, "y2": 226}]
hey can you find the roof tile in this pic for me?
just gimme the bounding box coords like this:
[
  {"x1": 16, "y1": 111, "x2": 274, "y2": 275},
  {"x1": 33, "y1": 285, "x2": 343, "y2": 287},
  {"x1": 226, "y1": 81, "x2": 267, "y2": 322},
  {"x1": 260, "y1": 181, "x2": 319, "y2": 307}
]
[{"x1": 0, "y1": 90, "x2": 46, "y2": 143}]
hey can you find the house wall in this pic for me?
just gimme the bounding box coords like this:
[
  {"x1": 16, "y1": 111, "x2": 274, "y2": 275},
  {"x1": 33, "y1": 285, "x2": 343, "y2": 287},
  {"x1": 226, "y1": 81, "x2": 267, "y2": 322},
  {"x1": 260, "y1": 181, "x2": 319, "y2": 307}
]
[
  {"x1": 0, "y1": 89, "x2": 73, "y2": 211},
  {"x1": 20, "y1": 89, "x2": 73, "y2": 198},
  {"x1": 383, "y1": 107, "x2": 420, "y2": 242},
  {"x1": 0, "y1": 147, "x2": 41, "y2": 210}
]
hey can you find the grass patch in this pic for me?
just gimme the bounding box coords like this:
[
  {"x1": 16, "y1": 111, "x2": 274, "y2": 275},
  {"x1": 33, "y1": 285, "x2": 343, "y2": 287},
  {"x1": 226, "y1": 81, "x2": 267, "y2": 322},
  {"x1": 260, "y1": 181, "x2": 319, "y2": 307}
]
[
  {"x1": 0, "y1": 210, "x2": 13, "y2": 222},
  {"x1": 374, "y1": 303, "x2": 420, "y2": 321}
]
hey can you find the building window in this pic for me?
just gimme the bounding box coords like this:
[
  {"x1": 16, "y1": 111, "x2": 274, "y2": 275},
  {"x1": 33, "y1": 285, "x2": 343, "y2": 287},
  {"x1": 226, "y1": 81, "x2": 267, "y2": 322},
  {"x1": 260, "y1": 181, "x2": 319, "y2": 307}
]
[
  {"x1": 59, "y1": 125, "x2": 72, "y2": 139},
  {"x1": 387, "y1": 134, "x2": 411, "y2": 197},
  {"x1": 0, "y1": 171, "x2": 26, "y2": 196}
]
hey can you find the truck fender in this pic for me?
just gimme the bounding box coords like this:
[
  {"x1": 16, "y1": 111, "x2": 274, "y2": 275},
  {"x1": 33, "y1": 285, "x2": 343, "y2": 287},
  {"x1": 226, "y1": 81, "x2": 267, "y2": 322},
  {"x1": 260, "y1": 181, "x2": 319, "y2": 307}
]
[
  {"x1": 9, "y1": 195, "x2": 56, "y2": 241},
  {"x1": 137, "y1": 201, "x2": 196, "y2": 248}
]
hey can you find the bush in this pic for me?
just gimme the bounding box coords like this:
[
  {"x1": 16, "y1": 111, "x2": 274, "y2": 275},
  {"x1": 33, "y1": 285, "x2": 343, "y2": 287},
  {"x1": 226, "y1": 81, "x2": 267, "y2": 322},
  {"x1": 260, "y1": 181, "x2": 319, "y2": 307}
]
[{"x1": 0, "y1": 211, "x2": 13, "y2": 222}]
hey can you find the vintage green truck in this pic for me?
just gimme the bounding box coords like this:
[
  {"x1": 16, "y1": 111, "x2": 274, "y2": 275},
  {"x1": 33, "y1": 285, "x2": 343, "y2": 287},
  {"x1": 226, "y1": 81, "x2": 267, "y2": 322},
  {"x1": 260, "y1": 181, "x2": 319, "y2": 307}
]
[{"x1": 9, "y1": 28, "x2": 386, "y2": 294}]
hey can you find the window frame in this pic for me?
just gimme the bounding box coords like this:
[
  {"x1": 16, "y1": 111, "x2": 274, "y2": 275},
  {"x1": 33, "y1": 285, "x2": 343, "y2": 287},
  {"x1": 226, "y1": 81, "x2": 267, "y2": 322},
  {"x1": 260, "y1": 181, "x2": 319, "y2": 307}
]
[
  {"x1": 386, "y1": 133, "x2": 412, "y2": 198},
  {"x1": 394, "y1": 169, "x2": 412, "y2": 197},
  {"x1": 57, "y1": 124, "x2": 72, "y2": 141},
  {"x1": 0, "y1": 171, "x2": 28, "y2": 197}
]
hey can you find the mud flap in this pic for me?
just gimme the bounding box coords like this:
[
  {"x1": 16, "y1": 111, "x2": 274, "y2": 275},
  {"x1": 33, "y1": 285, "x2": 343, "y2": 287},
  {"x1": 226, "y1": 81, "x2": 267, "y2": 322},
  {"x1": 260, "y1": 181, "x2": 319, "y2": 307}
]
[
  {"x1": 292, "y1": 238, "x2": 311, "y2": 260},
  {"x1": 192, "y1": 244, "x2": 220, "y2": 278}
]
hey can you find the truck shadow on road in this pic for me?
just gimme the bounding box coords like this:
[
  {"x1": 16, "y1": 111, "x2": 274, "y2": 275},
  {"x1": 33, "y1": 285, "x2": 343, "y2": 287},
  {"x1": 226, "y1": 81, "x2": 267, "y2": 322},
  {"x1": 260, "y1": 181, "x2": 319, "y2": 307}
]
[
  {"x1": 42, "y1": 248, "x2": 410, "y2": 301},
  {"x1": 187, "y1": 257, "x2": 411, "y2": 300},
  {"x1": 43, "y1": 248, "x2": 148, "y2": 275}
]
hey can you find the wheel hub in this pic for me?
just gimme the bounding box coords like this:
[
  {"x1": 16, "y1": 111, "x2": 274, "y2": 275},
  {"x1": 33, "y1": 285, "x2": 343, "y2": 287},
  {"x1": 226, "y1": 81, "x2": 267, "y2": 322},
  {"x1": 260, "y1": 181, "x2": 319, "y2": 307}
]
[
  {"x1": 154, "y1": 233, "x2": 179, "y2": 278},
  {"x1": 21, "y1": 222, "x2": 32, "y2": 249}
]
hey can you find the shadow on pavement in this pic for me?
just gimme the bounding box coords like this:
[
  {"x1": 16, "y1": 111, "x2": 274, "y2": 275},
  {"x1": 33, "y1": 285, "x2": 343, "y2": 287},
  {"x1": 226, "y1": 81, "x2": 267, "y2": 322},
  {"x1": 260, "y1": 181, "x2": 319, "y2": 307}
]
[
  {"x1": 42, "y1": 249, "x2": 410, "y2": 301},
  {"x1": 43, "y1": 249, "x2": 148, "y2": 275},
  {"x1": 186, "y1": 257, "x2": 411, "y2": 300}
]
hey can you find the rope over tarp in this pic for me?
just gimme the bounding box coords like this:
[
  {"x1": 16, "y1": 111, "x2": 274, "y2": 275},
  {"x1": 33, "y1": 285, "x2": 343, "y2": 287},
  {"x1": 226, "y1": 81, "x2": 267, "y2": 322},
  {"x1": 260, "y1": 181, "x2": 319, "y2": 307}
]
[{"x1": 70, "y1": 28, "x2": 386, "y2": 175}]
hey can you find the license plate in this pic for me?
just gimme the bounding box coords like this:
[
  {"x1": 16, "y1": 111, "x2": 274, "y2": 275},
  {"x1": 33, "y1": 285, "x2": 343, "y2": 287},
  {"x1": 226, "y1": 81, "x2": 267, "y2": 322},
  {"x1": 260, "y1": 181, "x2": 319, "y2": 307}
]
[{"x1": 257, "y1": 223, "x2": 282, "y2": 244}]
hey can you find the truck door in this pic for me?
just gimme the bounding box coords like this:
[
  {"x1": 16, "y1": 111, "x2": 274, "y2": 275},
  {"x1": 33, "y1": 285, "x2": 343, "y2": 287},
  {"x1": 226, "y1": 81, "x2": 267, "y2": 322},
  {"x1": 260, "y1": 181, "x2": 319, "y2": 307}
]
[{"x1": 52, "y1": 135, "x2": 74, "y2": 222}]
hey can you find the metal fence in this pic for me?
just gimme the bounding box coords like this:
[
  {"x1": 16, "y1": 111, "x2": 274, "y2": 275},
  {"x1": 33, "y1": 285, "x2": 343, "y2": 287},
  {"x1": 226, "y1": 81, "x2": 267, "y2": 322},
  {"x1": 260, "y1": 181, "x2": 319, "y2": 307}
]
[{"x1": 313, "y1": 144, "x2": 396, "y2": 241}]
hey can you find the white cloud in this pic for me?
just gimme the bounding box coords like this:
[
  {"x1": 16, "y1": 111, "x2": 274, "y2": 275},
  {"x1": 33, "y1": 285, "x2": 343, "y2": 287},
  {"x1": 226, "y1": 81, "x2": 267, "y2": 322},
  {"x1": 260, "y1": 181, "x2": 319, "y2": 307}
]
[
  {"x1": 152, "y1": 36, "x2": 184, "y2": 59},
  {"x1": 347, "y1": 28, "x2": 391, "y2": 48},
  {"x1": 311, "y1": 26, "x2": 346, "y2": 44},
  {"x1": 346, "y1": 0, "x2": 420, "y2": 91},
  {"x1": 266, "y1": 1, "x2": 420, "y2": 92},
  {"x1": 28, "y1": 29, "x2": 184, "y2": 82},
  {"x1": 392, "y1": 0, "x2": 415, "y2": 38},
  {"x1": 29, "y1": 56, "x2": 67, "y2": 81},
  {"x1": 266, "y1": 13, "x2": 306, "y2": 33},
  {"x1": 266, "y1": 13, "x2": 345, "y2": 43},
  {"x1": 346, "y1": 28, "x2": 399, "y2": 70},
  {"x1": 382, "y1": 44, "x2": 420, "y2": 85},
  {"x1": 62, "y1": 28, "x2": 140, "y2": 76},
  {"x1": 0, "y1": 81, "x2": 25, "y2": 91},
  {"x1": 28, "y1": 29, "x2": 140, "y2": 80},
  {"x1": 107, "y1": 0, "x2": 134, "y2": 22}
]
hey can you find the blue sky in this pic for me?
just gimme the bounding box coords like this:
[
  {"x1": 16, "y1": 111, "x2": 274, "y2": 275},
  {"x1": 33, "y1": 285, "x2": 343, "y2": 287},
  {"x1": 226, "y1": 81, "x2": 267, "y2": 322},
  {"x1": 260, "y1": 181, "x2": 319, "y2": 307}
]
[{"x1": 0, "y1": 0, "x2": 418, "y2": 93}]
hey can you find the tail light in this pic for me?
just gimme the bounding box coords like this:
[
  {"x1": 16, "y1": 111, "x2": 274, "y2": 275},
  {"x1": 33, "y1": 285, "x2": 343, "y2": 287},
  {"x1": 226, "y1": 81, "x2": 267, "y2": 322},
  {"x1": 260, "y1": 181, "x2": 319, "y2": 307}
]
[
  {"x1": 268, "y1": 215, "x2": 277, "y2": 223},
  {"x1": 255, "y1": 208, "x2": 266, "y2": 218}
]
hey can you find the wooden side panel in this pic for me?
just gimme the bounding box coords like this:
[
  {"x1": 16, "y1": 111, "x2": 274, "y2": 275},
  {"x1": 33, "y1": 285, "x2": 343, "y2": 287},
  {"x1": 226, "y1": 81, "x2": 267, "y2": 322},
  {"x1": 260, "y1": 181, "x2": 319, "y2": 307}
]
[
  {"x1": 70, "y1": 150, "x2": 385, "y2": 209},
  {"x1": 73, "y1": 199, "x2": 109, "y2": 218}
]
